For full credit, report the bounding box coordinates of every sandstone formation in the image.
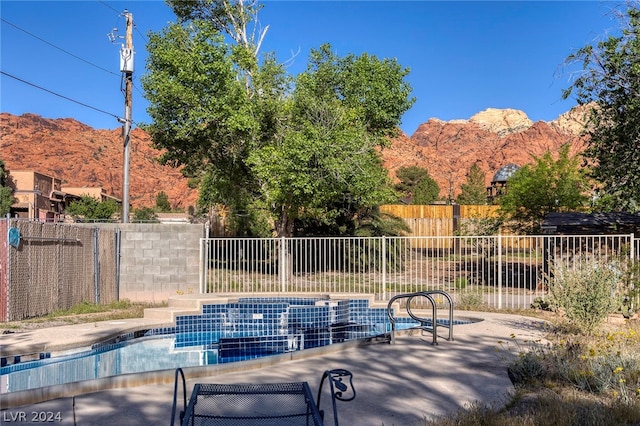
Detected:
[469,108,534,136]
[382,106,589,200]
[0,106,590,208]
[0,113,198,209]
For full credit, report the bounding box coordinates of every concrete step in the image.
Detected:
[166,294,231,309]
[144,294,233,323]
[143,307,202,323]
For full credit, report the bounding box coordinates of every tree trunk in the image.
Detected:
[275,205,294,238]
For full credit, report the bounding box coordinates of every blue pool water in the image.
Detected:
[1,297,473,393]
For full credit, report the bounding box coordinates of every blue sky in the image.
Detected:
[0,1,623,136]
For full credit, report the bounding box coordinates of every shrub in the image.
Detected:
[132,207,159,223]
[508,351,545,387]
[458,289,484,310]
[616,254,639,319]
[530,297,553,311]
[66,195,118,221]
[551,328,640,401]
[455,277,468,290]
[548,260,618,335]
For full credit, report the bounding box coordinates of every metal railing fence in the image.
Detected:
[201,234,638,310]
[0,219,119,321]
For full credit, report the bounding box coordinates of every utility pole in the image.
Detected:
[120,10,134,223]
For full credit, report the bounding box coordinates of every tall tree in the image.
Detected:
[457,163,487,205]
[563,5,640,211]
[395,166,440,205]
[0,158,14,216]
[498,145,590,234]
[143,2,414,236]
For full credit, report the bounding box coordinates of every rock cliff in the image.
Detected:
[0,106,590,207]
[382,106,589,200]
[0,113,198,209]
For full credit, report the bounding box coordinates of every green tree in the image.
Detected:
[0,158,14,216]
[563,5,640,211]
[143,1,414,236]
[155,191,171,212]
[498,145,590,234]
[132,207,159,223]
[395,166,440,204]
[457,163,487,205]
[66,196,118,222]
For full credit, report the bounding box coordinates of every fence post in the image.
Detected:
[93,227,100,304]
[115,228,120,300]
[632,233,638,309]
[199,238,205,294]
[381,236,386,301]
[280,237,287,293]
[1,218,8,322]
[497,234,502,309]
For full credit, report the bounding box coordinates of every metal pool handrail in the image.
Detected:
[386,290,455,345]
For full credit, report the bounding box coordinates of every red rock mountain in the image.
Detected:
[383,106,589,199]
[0,107,589,208]
[0,113,198,209]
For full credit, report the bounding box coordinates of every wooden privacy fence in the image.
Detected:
[379,204,501,249]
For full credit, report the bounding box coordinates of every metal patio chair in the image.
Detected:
[171,368,355,426]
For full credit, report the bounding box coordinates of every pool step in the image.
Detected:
[143,307,199,322]
[143,293,401,323]
[143,295,231,322]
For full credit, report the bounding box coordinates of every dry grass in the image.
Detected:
[425,315,640,426]
[1,300,164,332]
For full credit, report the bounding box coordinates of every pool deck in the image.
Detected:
[0,311,549,426]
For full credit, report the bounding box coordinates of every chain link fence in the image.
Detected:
[0,219,119,321]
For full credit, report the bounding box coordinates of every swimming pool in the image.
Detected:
[1,297,475,393]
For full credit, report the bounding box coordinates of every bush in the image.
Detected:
[530,297,553,311]
[455,277,468,290]
[132,207,159,223]
[616,255,639,319]
[66,195,118,221]
[548,260,618,335]
[458,289,484,310]
[508,351,546,387]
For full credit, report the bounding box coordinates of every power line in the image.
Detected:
[98,0,120,14]
[100,1,149,44]
[1,71,122,122]
[0,18,120,77]
[134,25,148,44]
[2,7,146,128]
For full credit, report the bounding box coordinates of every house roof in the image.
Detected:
[542,212,640,234]
[491,164,520,183]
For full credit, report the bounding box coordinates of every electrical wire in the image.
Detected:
[134,25,149,44]
[1,71,122,122]
[3,5,146,127]
[98,0,120,14]
[0,18,120,77]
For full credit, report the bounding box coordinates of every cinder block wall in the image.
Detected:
[100,223,205,303]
